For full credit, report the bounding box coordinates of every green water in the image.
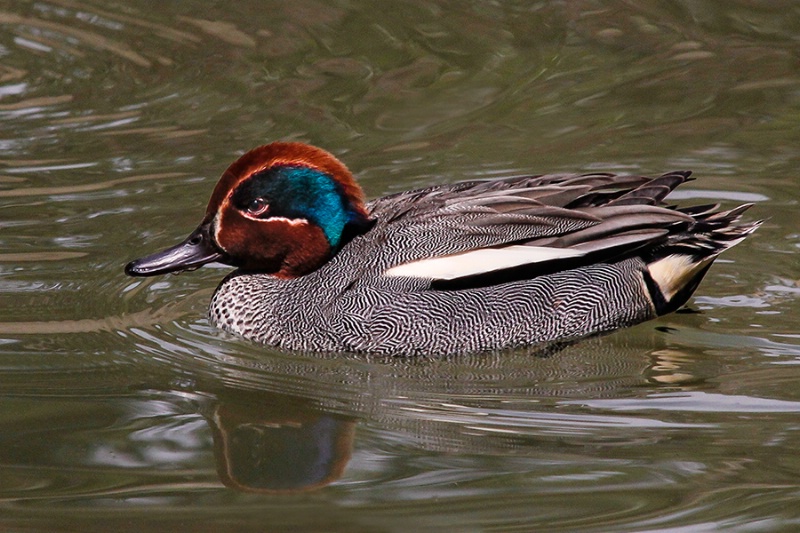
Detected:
[1,1,800,531]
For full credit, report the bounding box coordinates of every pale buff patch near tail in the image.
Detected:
[647,254,714,302]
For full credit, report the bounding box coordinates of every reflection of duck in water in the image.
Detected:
[127,142,758,356]
[206,389,354,493]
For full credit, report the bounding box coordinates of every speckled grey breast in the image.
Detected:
[209,254,656,356]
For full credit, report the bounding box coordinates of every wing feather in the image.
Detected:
[366,170,699,281]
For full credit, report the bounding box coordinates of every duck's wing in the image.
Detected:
[366,171,755,286]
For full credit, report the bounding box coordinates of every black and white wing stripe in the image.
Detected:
[369,171,700,283]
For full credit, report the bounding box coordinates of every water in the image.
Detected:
[1,1,799,531]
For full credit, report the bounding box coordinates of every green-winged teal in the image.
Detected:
[126,142,759,356]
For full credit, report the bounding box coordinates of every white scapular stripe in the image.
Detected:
[384,245,586,280]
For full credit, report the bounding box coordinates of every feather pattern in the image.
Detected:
[206,168,759,355]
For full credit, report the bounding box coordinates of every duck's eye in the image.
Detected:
[245,197,269,216]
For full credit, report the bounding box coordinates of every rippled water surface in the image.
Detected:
[1,1,800,531]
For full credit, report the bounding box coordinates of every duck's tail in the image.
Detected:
[642,203,761,316]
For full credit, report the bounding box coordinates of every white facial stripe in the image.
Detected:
[212,211,222,246]
[256,215,309,226]
[215,209,309,250]
[384,245,586,280]
[236,204,309,225]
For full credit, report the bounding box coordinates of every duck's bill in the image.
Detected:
[125,225,225,277]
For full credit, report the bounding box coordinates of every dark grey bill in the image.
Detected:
[125,224,224,277]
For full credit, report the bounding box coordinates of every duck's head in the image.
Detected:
[125,142,372,278]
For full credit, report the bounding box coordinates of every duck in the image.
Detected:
[125,142,759,356]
